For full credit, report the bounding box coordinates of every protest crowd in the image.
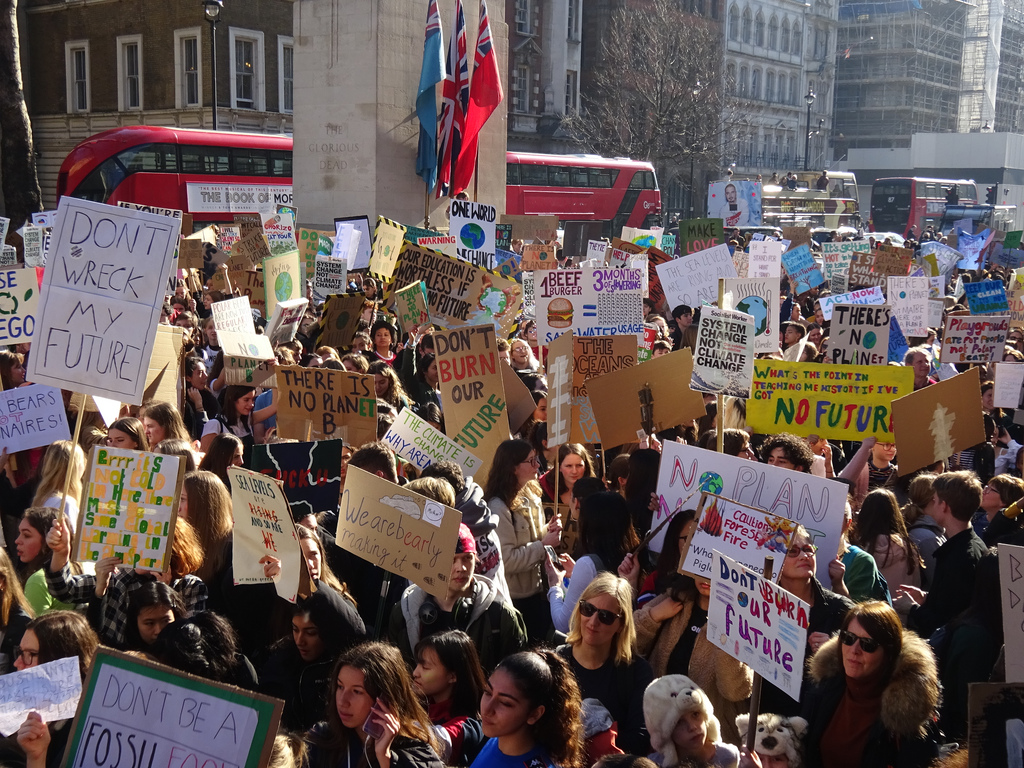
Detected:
[1,198,1022,768]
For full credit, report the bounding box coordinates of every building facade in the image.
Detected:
[504,0,581,152]
[723,0,838,175]
[23,0,294,208]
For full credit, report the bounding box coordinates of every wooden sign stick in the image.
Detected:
[744,555,776,752]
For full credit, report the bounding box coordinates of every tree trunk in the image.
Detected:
[0,0,42,232]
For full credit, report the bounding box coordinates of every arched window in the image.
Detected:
[777,74,786,104]
[728,5,739,40]
[792,23,802,55]
[789,77,797,104]
[754,12,765,46]
[766,70,776,101]
[742,8,752,43]
[726,62,737,94]
[780,19,790,53]
[739,65,749,96]
[768,16,779,49]
[751,68,761,99]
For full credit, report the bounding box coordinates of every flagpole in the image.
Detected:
[472,155,479,202]
[424,185,432,228]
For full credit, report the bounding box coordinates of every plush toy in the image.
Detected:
[735,713,809,768]
[643,675,721,767]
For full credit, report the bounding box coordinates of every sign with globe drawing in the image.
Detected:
[721,277,778,354]
[450,200,497,270]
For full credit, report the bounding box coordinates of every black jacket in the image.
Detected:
[801,632,941,768]
[907,527,987,637]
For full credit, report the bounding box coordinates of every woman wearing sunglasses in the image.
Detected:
[799,601,940,768]
[760,525,854,718]
[555,573,653,759]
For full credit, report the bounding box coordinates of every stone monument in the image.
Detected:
[292,0,508,230]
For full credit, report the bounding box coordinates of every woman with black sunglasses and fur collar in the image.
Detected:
[555,572,654,761]
[798,600,941,768]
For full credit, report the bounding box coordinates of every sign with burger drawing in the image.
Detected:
[536,268,645,345]
[450,200,497,270]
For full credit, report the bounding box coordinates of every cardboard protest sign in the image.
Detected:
[298,227,334,280]
[781,226,812,250]
[312,255,349,303]
[748,360,913,441]
[652,441,846,580]
[586,349,706,448]
[620,226,662,249]
[369,216,408,280]
[265,297,308,347]
[535,267,645,345]
[994,363,1024,409]
[873,246,913,278]
[586,240,609,263]
[499,213,559,243]
[691,307,755,398]
[638,324,658,363]
[967,682,1024,766]
[237,268,265,316]
[964,280,1010,315]
[0,383,71,453]
[263,212,298,255]
[559,333,639,444]
[657,244,737,308]
[679,218,724,255]
[22,225,43,266]
[920,241,963,276]
[451,201,497,269]
[521,243,557,270]
[317,292,366,350]
[0,657,81,736]
[892,368,985,475]
[679,491,797,579]
[382,407,483,479]
[177,238,205,270]
[227,227,273,272]
[277,365,377,445]
[848,251,887,290]
[335,215,372,270]
[546,332,572,445]
[494,248,521,281]
[251,439,344,521]
[63,647,281,768]
[1009,270,1024,330]
[940,314,1010,363]
[721,277,778,354]
[499,361,537,434]
[746,239,782,279]
[886,275,931,338]
[338,466,461,600]
[998,544,1024,683]
[818,286,885,321]
[393,281,430,334]
[391,244,522,339]
[645,246,674,312]
[781,244,826,295]
[495,223,513,250]
[74,447,185,571]
[212,296,256,334]
[229,466,303,602]
[434,324,509,479]
[143,324,184,406]
[263,250,302,318]
[708,550,809,700]
[0,266,39,345]
[829,304,891,366]
[608,238,644,268]
[821,240,866,291]
[29,198,181,403]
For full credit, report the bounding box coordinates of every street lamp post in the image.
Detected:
[803,87,815,171]
[203,0,223,130]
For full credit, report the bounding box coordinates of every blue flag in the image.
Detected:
[416,0,445,192]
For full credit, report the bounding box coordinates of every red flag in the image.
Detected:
[436,0,469,199]
[451,0,504,195]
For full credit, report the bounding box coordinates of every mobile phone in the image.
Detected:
[544,545,560,571]
[362,702,385,739]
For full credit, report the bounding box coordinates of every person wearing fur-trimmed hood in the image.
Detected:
[798,601,941,768]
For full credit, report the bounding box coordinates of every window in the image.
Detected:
[728,5,739,40]
[565,70,578,113]
[778,74,786,103]
[117,35,142,110]
[742,8,752,43]
[567,0,579,39]
[513,64,529,112]
[781,20,790,53]
[766,71,775,101]
[789,77,797,104]
[754,13,765,46]
[229,28,265,111]
[768,16,779,49]
[65,40,90,113]
[739,66,749,96]
[726,62,737,93]
[174,29,202,108]
[792,24,802,55]
[751,68,761,99]
[181,145,230,173]
[515,0,530,34]
[278,36,294,113]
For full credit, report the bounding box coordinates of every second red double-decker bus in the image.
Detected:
[870,177,979,237]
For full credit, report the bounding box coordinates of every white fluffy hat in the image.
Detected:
[643,675,720,765]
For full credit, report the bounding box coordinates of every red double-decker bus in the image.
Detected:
[57,126,293,225]
[870,177,979,238]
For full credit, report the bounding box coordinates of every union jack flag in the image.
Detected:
[436,0,469,199]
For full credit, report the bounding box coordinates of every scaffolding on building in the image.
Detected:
[834,0,971,149]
